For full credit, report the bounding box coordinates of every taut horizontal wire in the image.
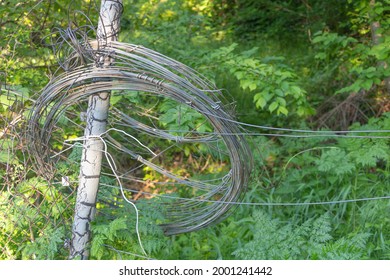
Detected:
[197,109,390,137]
[50,180,389,207]
[101,183,390,206]
[6,78,388,140]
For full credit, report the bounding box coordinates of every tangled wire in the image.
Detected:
[27,37,253,235]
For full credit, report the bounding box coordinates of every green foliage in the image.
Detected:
[91,217,128,259]
[0,176,75,260]
[21,227,66,260]
[202,43,314,117]
[316,149,356,176]
[313,31,389,95]
[215,0,351,41]
[311,0,390,99]
[159,100,212,133]
[90,199,167,260]
[232,211,371,260]
[0,0,99,90]
[339,114,390,168]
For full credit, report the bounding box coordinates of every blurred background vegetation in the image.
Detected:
[1,0,389,260]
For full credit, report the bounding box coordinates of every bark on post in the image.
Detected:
[70,0,123,260]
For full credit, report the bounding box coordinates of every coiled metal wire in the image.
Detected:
[27,40,252,235]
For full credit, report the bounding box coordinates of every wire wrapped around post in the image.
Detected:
[27,38,253,237]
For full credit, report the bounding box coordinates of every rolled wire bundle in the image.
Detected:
[27,40,252,235]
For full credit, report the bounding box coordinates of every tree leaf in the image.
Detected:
[248,81,257,91]
[361,79,373,90]
[268,101,278,113]
[254,95,267,109]
[277,106,288,116]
